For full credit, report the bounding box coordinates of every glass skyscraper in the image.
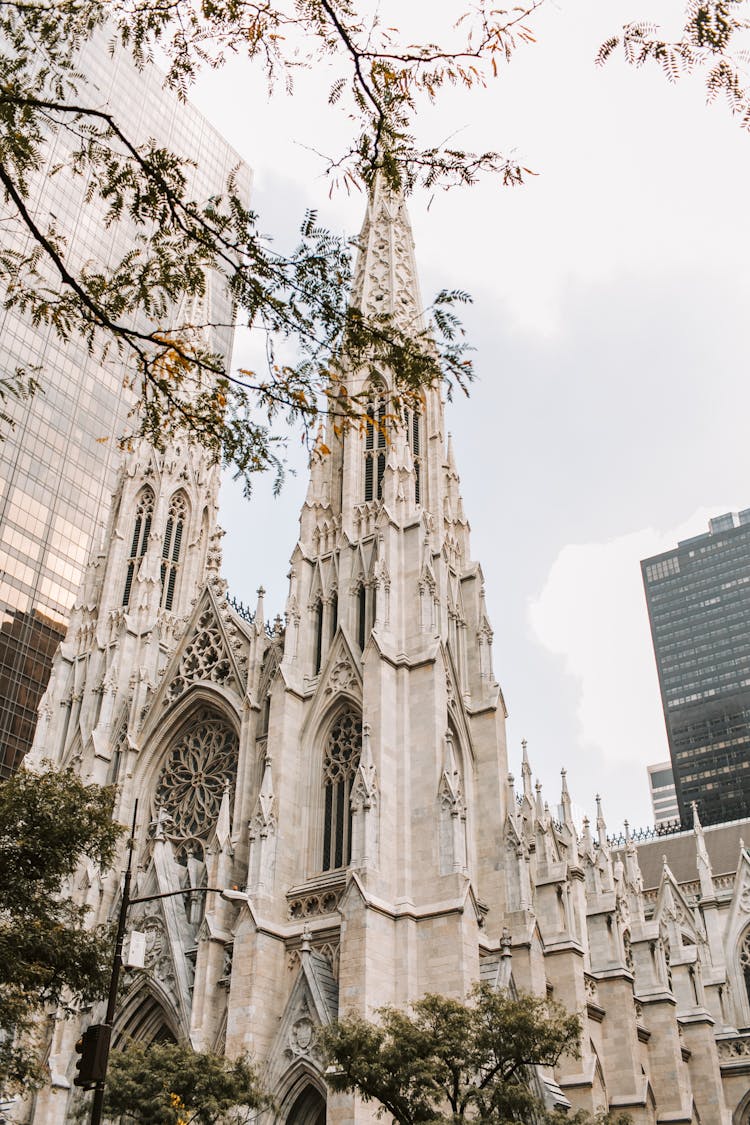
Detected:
[0,32,251,775]
[642,511,750,826]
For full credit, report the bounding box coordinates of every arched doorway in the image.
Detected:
[286,1084,326,1125]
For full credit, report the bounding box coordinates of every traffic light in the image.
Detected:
[73,1024,111,1089]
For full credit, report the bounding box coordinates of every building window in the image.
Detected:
[122,489,154,606]
[358,585,367,651]
[404,402,422,505]
[364,390,387,502]
[153,709,238,863]
[160,492,187,611]
[330,591,338,639]
[322,706,362,871]
[314,599,324,675]
[356,583,376,652]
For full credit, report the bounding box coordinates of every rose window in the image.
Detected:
[154,711,238,862]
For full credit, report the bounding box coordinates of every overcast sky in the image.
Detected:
[188,0,750,834]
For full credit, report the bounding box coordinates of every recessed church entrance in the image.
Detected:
[286,1084,326,1125]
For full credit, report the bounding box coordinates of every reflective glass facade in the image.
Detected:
[642,512,750,826]
[0,33,251,776]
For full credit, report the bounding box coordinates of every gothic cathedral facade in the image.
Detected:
[22,184,750,1125]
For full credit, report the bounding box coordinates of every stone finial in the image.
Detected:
[521,739,533,802]
[595,793,607,848]
[535,779,545,820]
[255,586,266,618]
[559,767,575,832]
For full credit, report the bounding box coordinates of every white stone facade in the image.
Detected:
[19,183,750,1125]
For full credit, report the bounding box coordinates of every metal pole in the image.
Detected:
[89,800,138,1125]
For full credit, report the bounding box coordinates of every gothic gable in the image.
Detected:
[653,862,702,942]
[143,588,248,734]
[117,839,197,1039]
[266,947,339,1092]
[303,629,363,740]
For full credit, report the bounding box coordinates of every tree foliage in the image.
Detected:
[0,1,541,491]
[0,767,121,1096]
[101,1040,268,1125]
[598,0,750,128]
[320,983,582,1125]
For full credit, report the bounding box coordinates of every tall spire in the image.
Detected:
[349,174,425,329]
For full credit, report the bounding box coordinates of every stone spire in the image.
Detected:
[692,801,715,901]
[595,793,607,848]
[349,174,425,329]
[559,768,575,833]
[521,738,533,803]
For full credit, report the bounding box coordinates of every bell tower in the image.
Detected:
[220,181,512,1104]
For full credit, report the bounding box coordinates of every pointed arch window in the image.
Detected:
[153,708,238,864]
[160,492,188,611]
[122,488,154,606]
[404,401,423,505]
[313,599,324,675]
[357,585,367,651]
[330,590,338,639]
[364,389,387,502]
[322,706,362,871]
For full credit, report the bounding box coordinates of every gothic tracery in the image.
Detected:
[153,711,238,861]
[321,706,361,871]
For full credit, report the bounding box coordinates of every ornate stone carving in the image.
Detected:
[623,931,634,973]
[289,1015,315,1056]
[739,928,750,981]
[283,997,323,1065]
[166,610,238,703]
[324,659,358,696]
[287,940,340,978]
[739,882,750,913]
[128,913,178,996]
[289,888,342,920]
[323,709,361,786]
[350,184,420,329]
[718,1034,750,1059]
[154,712,238,862]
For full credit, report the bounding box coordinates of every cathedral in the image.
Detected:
[20,182,750,1124]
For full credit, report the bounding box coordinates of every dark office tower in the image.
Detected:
[0,33,251,776]
[642,511,750,827]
